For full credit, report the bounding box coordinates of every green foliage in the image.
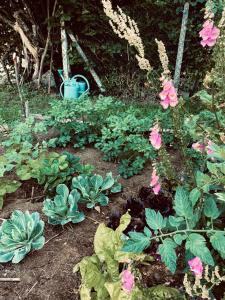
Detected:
[48,96,173,178]
[72,172,122,208]
[0,210,45,263]
[143,285,186,299]
[0,179,21,209]
[0,139,93,208]
[48,96,125,148]
[74,213,153,300]
[122,184,225,273]
[75,213,184,299]
[43,184,85,225]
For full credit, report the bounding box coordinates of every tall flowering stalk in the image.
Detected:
[102,0,152,72]
[199,0,220,47]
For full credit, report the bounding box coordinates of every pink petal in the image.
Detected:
[188,257,203,276]
[192,142,205,153]
[160,98,170,109]
[153,183,161,195]
[121,270,135,293]
[149,125,162,150]
[150,169,159,187]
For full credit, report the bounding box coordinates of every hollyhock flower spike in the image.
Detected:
[149,124,162,150]
[188,257,203,277]
[192,142,205,153]
[121,269,135,293]
[199,20,220,47]
[150,168,161,195]
[159,80,178,109]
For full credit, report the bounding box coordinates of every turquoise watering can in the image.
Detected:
[58,69,90,99]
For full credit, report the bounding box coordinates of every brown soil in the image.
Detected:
[0,147,154,300]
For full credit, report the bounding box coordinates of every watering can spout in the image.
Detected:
[58,69,64,81]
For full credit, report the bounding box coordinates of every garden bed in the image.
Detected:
[0,147,156,300]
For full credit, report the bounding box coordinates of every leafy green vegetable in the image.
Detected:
[72,172,122,208]
[0,210,45,263]
[0,179,21,209]
[74,213,154,300]
[43,184,85,225]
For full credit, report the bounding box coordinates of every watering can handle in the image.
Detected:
[60,81,64,98]
[71,74,90,95]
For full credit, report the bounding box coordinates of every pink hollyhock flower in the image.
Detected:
[150,169,159,187]
[159,80,178,109]
[192,142,205,153]
[121,269,135,293]
[199,20,220,47]
[188,257,203,277]
[150,168,161,195]
[206,140,214,155]
[153,183,161,195]
[149,124,162,150]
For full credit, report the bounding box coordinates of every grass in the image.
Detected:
[0,84,59,124]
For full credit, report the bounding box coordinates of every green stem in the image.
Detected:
[149,229,223,242]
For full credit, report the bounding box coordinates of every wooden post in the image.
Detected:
[68,32,105,93]
[174,2,189,90]
[60,11,69,80]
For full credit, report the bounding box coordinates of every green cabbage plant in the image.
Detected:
[0,210,45,263]
[43,184,85,225]
[72,172,122,208]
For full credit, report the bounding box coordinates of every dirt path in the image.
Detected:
[0,147,151,300]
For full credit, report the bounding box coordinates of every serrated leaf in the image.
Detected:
[186,233,214,266]
[189,188,201,207]
[207,161,219,176]
[158,238,177,273]
[210,232,225,254]
[204,196,220,219]
[145,208,167,230]
[174,187,193,219]
[173,234,186,246]
[195,171,211,192]
[168,216,184,228]
[122,231,151,253]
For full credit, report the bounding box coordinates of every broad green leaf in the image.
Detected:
[91,174,104,191]
[168,216,184,228]
[105,281,143,300]
[116,213,131,235]
[174,187,193,219]
[189,188,201,207]
[173,234,186,246]
[207,161,219,176]
[94,224,120,280]
[216,193,225,202]
[158,238,177,273]
[186,233,214,266]
[204,196,220,219]
[145,208,167,230]
[74,256,108,298]
[210,232,225,254]
[195,171,211,192]
[122,231,151,253]
[101,172,114,191]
